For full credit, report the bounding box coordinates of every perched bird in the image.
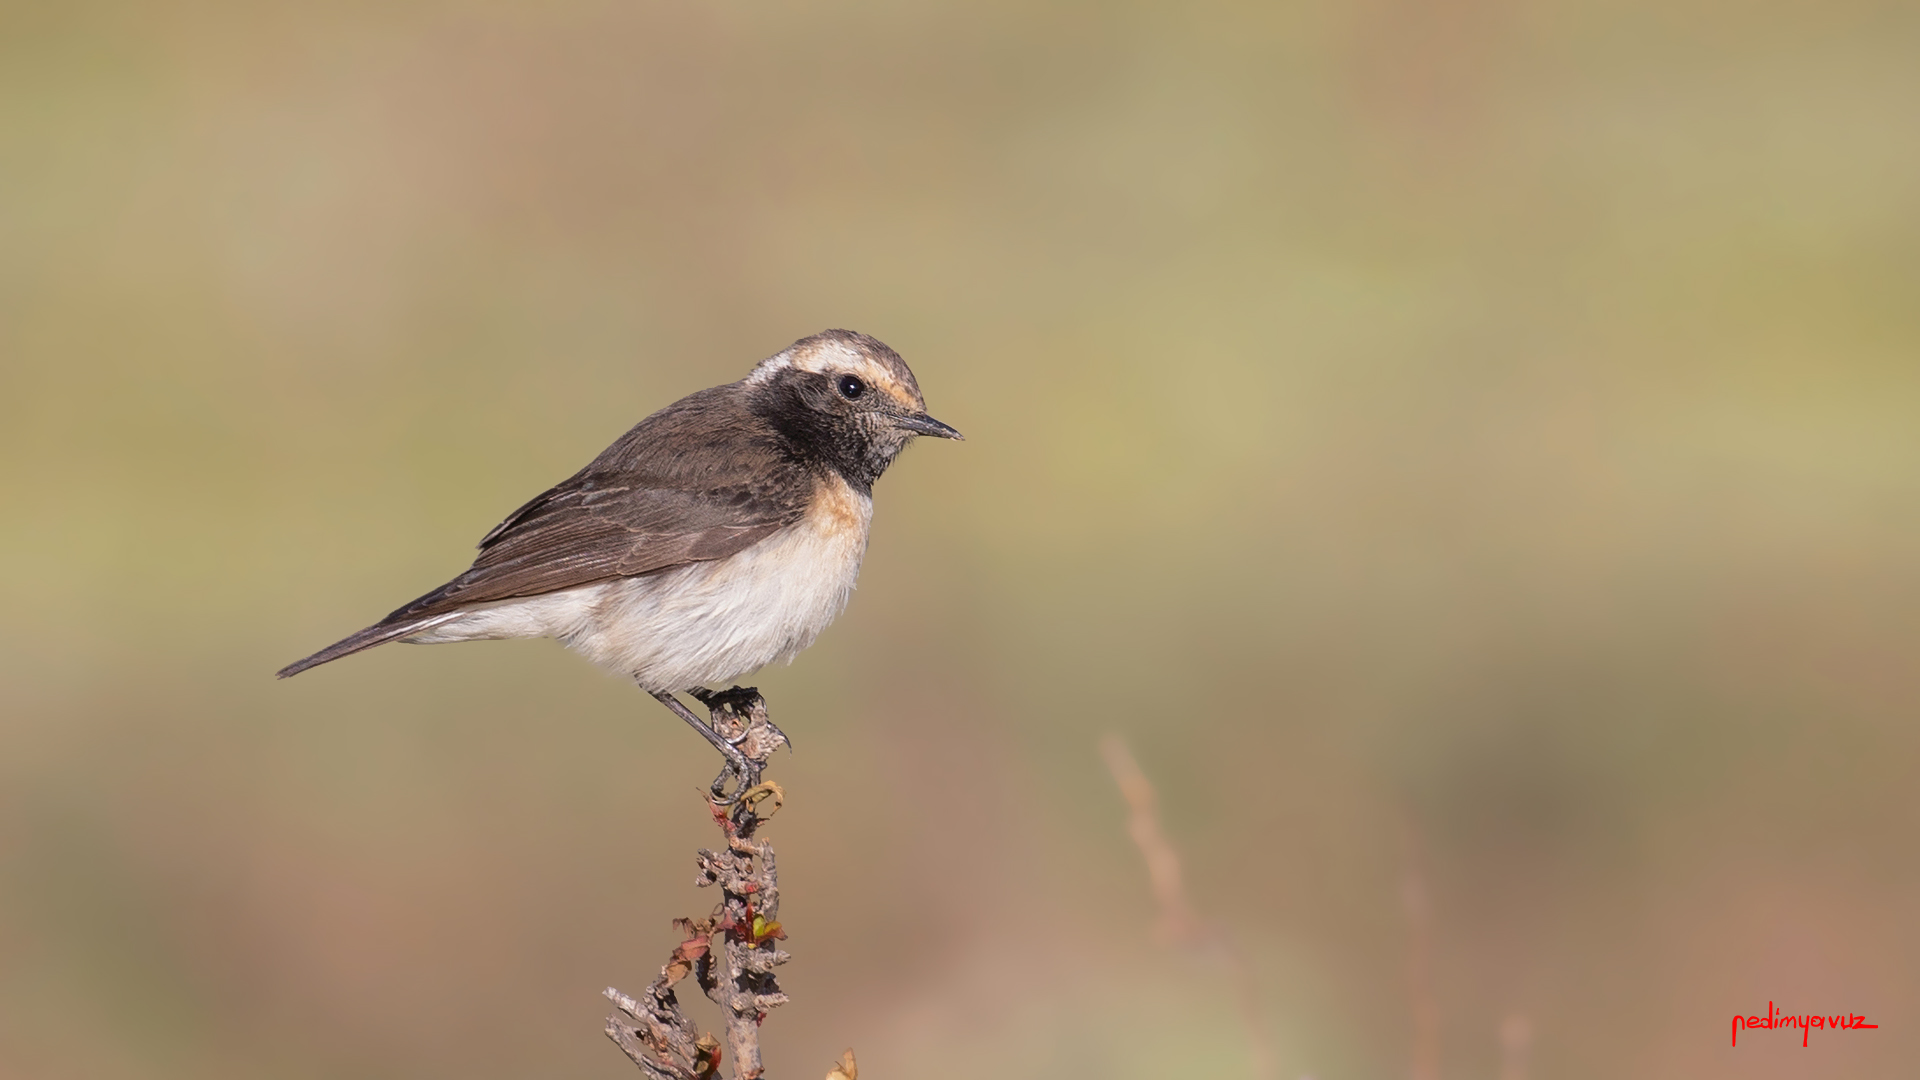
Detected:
[278,330,960,768]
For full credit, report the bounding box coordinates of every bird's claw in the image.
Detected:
[668,685,781,803]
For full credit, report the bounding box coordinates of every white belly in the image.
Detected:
[406,481,873,691]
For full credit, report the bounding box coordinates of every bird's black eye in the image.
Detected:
[837,374,866,400]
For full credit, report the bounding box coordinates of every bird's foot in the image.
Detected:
[689,684,761,715]
[651,689,755,794]
[689,686,788,752]
[680,686,785,803]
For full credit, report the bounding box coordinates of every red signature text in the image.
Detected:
[1732,1001,1878,1047]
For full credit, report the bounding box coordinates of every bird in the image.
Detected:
[277,329,961,773]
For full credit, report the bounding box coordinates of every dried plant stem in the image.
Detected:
[1100,733,1277,1080]
[1498,1013,1530,1080]
[608,688,792,1080]
[1401,820,1440,1080]
[1099,734,1199,943]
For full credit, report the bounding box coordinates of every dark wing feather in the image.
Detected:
[403,384,810,617]
[276,384,809,678]
[390,480,802,619]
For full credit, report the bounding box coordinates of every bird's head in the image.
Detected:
[746,330,962,490]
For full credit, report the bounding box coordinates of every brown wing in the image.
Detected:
[276,385,808,678]
[394,385,810,619]
[388,481,800,617]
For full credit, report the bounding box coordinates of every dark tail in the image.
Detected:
[276,616,445,679]
[278,574,477,679]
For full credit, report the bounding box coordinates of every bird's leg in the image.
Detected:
[650,690,752,797]
[684,686,753,796]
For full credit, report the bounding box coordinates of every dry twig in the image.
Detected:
[1400,820,1439,1080]
[607,688,793,1080]
[1100,733,1277,1080]
[1498,1013,1530,1080]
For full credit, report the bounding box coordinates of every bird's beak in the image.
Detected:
[894,412,964,440]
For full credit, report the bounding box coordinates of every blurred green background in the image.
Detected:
[3,2,1917,1078]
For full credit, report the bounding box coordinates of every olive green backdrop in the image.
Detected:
[3,2,1916,1078]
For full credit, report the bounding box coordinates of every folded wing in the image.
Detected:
[277,387,811,678]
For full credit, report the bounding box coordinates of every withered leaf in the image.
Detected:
[661,920,714,987]
[692,1033,722,1079]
